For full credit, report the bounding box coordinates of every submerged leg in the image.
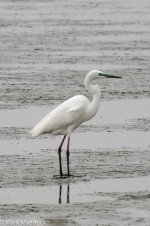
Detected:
[67,184,70,203]
[58,135,66,177]
[58,185,62,204]
[66,136,70,176]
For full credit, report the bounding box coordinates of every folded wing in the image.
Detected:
[29,95,89,137]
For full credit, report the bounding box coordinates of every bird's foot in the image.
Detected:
[62,173,75,178]
[53,174,69,179]
[53,174,79,179]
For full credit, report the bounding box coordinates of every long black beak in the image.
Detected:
[104,74,122,78]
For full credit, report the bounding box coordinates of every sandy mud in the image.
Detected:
[0,0,150,225]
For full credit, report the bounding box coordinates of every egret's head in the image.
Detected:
[84,70,121,93]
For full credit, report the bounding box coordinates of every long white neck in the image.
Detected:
[84,73,101,120]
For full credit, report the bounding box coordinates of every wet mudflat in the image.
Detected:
[0,99,150,226]
[0,0,150,225]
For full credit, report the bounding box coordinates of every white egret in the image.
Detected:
[29,70,121,177]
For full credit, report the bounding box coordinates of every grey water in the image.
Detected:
[0,0,150,225]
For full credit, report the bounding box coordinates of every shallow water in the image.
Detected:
[0,99,150,226]
[0,0,150,225]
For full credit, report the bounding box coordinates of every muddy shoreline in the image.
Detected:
[0,0,150,225]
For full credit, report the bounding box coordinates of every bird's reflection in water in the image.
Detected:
[58,185,70,204]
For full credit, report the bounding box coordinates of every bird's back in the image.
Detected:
[29,95,89,137]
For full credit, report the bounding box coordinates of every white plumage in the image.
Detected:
[29,95,89,137]
[29,70,121,177]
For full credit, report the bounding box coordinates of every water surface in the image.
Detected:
[0,0,150,225]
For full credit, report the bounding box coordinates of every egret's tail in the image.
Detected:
[28,128,39,138]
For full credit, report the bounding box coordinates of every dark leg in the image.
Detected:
[58,135,66,177]
[66,136,70,176]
